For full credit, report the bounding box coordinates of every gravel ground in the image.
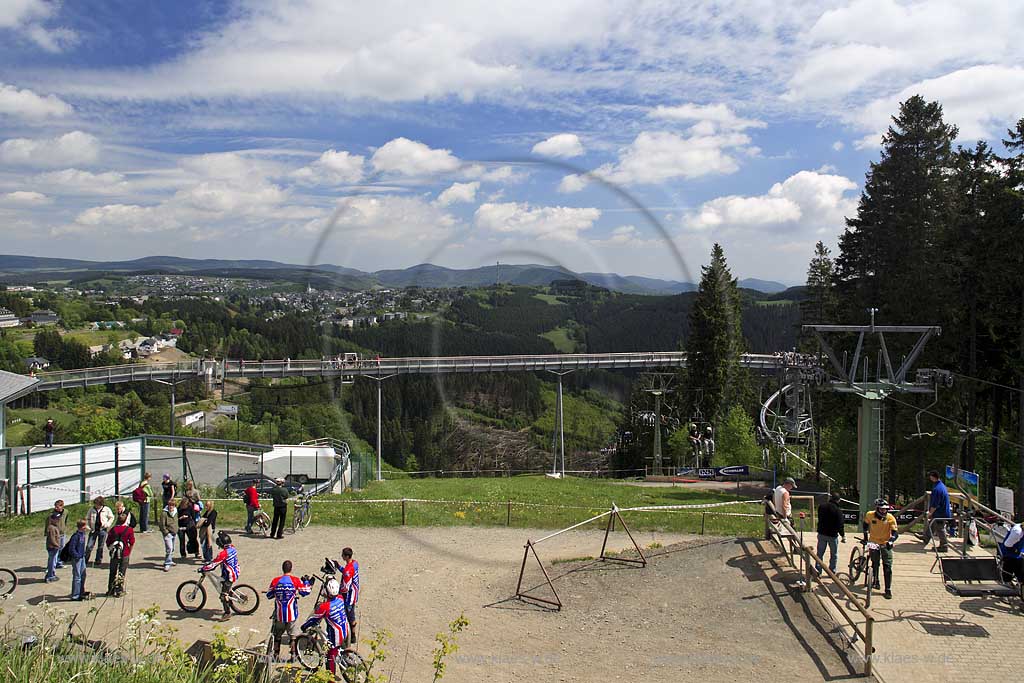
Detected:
[1,524,856,682]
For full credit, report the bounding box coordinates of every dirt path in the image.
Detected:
[1,525,856,681]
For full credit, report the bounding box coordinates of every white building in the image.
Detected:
[0,308,19,328]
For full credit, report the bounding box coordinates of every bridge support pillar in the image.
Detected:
[857,392,884,519]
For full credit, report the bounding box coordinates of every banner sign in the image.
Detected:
[676,465,749,479]
[182,411,204,426]
[995,486,1014,517]
[945,465,980,499]
[841,507,919,525]
[214,404,239,416]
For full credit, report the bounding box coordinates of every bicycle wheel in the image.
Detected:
[303,504,312,528]
[338,649,367,683]
[257,515,270,537]
[0,568,18,597]
[176,580,207,612]
[847,547,864,584]
[229,583,260,615]
[293,634,323,670]
[291,510,301,533]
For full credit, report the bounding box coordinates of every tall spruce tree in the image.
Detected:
[801,241,838,351]
[686,243,743,427]
[836,95,958,324]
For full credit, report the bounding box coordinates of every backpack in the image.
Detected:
[132,486,146,503]
[109,527,128,560]
[58,539,73,563]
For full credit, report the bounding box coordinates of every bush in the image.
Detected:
[715,405,762,468]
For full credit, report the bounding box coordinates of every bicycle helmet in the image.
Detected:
[216,530,232,548]
[325,578,341,598]
[873,498,890,512]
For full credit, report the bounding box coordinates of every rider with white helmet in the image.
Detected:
[301,575,350,675]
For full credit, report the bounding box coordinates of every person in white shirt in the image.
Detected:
[772,477,796,521]
[85,496,115,567]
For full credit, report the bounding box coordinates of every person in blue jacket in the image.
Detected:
[924,470,951,552]
[69,519,88,600]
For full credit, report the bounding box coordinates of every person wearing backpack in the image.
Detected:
[134,473,154,533]
[105,512,135,597]
[68,520,88,600]
[114,499,138,530]
[177,497,198,560]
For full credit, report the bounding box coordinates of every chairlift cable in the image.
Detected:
[883,393,1024,451]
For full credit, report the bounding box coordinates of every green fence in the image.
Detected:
[349,451,377,490]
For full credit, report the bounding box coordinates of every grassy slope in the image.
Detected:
[539,326,575,353]
[0,476,776,540]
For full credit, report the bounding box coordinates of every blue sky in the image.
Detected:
[1,1,1022,285]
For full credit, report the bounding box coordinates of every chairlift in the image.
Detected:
[905,384,939,440]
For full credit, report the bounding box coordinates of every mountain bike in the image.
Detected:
[293,624,365,682]
[847,537,880,607]
[176,569,260,615]
[253,509,271,536]
[0,567,17,597]
[291,494,312,533]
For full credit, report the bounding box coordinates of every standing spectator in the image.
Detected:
[182,480,198,504]
[864,498,899,599]
[177,497,198,559]
[772,478,796,521]
[113,499,138,530]
[44,513,61,582]
[44,418,56,448]
[270,478,290,539]
[85,496,114,567]
[340,547,360,642]
[69,520,88,600]
[266,560,311,661]
[243,480,260,534]
[161,474,176,508]
[158,498,178,571]
[815,492,846,574]
[105,512,135,597]
[923,470,951,552]
[199,501,218,562]
[47,500,68,569]
[133,473,154,533]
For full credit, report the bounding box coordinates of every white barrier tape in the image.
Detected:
[621,499,761,512]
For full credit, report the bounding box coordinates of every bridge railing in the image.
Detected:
[34,360,204,388]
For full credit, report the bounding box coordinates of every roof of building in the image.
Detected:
[0,370,38,404]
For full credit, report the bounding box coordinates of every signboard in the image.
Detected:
[214,404,239,416]
[945,465,980,499]
[995,486,1014,517]
[676,465,749,479]
[182,411,204,427]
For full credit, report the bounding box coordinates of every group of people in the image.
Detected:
[242,477,294,539]
[771,470,1024,600]
[687,423,715,466]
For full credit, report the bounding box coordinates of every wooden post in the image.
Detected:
[864,615,874,677]
[506,500,511,527]
[401,498,406,526]
[700,511,706,535]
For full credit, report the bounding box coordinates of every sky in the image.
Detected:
[0,1,1022,285]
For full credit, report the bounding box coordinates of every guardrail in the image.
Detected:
[764,500,875,677]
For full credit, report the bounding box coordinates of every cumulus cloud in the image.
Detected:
[596,130,753,186]
[302,194,457,242]
[370,138,460,176]
[34,168,130,194]
[0,190,49,205]
[557,173,588,194]
[686,170,857,233]
[0,0,78,52]
[0,82,72,120]
[851,65,1024,147]
[832,141,844,152]
[474,201,600,241]
[649,103,764,133]
[292,149,365,185]
[0,131,100,168]
[588,225,653,248]
[532,133,585,158]
[435,181,479,207]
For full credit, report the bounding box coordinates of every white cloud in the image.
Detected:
[557,173,588,194]
[0,0,78,52]
[589,225,653,247]
[292,149,365,185]
[435,181,479,207]
[461,164,526,183]
[686,170,857,233]
[0,131,100,168]
[597,130,753,185]
[474,201,600,242]
[649,103,764,132]
[303,194,457,242]
[0,190,49,205]
[370,137,460,176]
[0,82,72,120]
[832,141,844,152]
[851,65,1024,147]
[69,203,181,234]
[34,168,130,194]
[532,133,584,158]
[784,44,902,102]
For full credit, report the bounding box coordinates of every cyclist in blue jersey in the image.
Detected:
[201,531,240,621]
[301,578,349,675]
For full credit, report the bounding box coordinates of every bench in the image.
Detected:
[939,556,1021,600]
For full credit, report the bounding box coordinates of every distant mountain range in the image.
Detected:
[0,254,791,295]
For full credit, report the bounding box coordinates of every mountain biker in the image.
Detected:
[340,547,360,642]
[266,559,312,661]
[301,578,349,676]
[997,522,1024,584]
[863,498,898,600]
[201,531,240,621]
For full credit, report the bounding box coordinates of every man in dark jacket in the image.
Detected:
[270,478,290,539]
[69,520,88,600]
[815,492,846,574]
[105,513,135,597]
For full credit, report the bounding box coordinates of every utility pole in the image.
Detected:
[547,370,574,477]
[642,373,674,477]
[154,377,194,437]
[367,374,396,482]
